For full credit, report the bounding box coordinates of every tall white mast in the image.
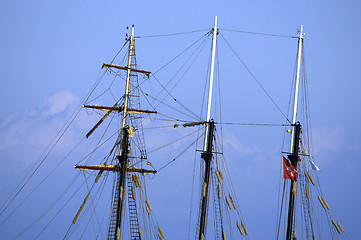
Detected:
[286,25,304,240]
[205,16,218,123]
[198,16,218,240]
[122,25,135,130]
[290,25,304,154]
[203,16,218,151]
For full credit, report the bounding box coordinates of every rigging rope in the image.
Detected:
[145,91,200,120]
[63,173,110,239]
[219,33,292,124]
[147,128,201,154]
[37,174,103,240]
[0,68,106,220]
[145,32,211,121]
[134,31,212,124]
[35,178,89,239]
[82,172,104,239]
[187,120,204,240]
[75,129,120,166]
[13,172,83,239]
[220,28,297,39]
[109,39,129,64]
[0,136,87,227]
[152,31,211,75]
[157,132,204,172]
[151,74,202,120]
[135,29,209,39]
[219,122,291,127]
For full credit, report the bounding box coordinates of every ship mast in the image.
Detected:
[198,16,217,240]
[73,25,156,239]
[115,25,135,240]
[285,25,304,240]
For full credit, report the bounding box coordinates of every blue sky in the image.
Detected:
[0,0,360,239]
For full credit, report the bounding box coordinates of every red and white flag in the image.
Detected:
[282,156,298,181]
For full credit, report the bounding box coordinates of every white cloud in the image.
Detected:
[43,90,78,116]
[0,91,81,170]
[0,112,18,128]
[313,125,345,152]
[223,130,258,154]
